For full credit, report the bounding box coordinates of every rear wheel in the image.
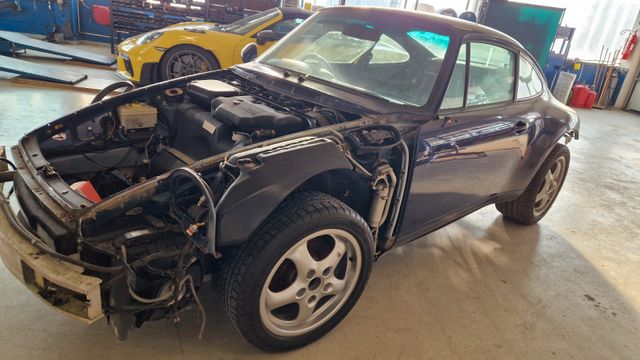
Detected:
[496,143,570,224]
[222,192,374,350]
[159,45,219,80]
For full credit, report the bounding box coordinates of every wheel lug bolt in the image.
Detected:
[306,270,316,279]
[322,267,333,277]
[296,288,306,298]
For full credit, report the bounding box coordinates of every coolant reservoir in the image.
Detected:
[117,103,158,131]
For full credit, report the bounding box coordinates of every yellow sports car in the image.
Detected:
[116,7,312,84]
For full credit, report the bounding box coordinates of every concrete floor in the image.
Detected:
[1,51,640,359]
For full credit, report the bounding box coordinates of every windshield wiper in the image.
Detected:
[264,63,407,105]
[282,68,307,82]
[235,64,387,114]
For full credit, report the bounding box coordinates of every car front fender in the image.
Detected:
[215,137,352,246]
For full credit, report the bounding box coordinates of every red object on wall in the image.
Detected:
[583,90,597,109]
[92,5,111,26]
[570,84,589,108]
[70,181,102,203]
[622,32,638,60]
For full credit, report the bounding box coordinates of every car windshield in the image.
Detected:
[259,10,451,106]
[214,8,280,35]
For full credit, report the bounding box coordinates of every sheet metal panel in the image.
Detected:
[0,30,116,65]
[0,55,87,84]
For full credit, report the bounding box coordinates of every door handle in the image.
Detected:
[514,121,529,135]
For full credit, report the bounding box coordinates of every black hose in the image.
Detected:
[0,157,17,170]
[91,81,135,104]
[1,158,17,199]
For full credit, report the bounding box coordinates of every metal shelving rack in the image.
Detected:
[109,0,278,54]
[109,0,225,54]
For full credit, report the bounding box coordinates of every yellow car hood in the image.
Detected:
[119,22,227,51]
[165,21,218,30]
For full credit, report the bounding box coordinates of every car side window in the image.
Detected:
[517,55,544,99]
[441,44,467,109]
[468,43,515,106]
[266,18,306,39]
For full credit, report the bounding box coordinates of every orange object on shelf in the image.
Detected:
[70,181,102,203]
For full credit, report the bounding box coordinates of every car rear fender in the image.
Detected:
[215,136,352,246]
[506,96,580,197]
[540,98,580,165]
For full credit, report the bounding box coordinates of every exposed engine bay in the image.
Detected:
[14,71,408,339]
[39,77,354,200]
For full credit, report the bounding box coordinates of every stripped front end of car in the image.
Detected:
[0,144,104,323]
[0,67,411,338]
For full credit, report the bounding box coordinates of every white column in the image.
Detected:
[614,9,640,109]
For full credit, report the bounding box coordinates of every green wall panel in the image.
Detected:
[483,1,564,67]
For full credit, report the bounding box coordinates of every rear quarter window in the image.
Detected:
[468,43,515,106]
[517,55,544,99]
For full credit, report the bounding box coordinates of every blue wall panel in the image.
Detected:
[0,0,110,42]
[0,0,74,36]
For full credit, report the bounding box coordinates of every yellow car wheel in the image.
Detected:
[159,45,220,80]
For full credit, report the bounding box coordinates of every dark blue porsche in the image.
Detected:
[0,6,579,350]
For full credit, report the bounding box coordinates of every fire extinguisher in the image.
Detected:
[622,31,638,60]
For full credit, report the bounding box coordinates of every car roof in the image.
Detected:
[281,7,314,19]
[318,6,523,50]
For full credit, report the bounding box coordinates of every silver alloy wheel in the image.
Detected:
[533,156,566,217]
[165,50,211,79]
[259,229,362,337]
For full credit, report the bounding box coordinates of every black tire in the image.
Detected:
[222,191,374,351]
[159,45,219,81]
[496,143,570,224]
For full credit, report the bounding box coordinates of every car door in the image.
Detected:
[398,41,530,242]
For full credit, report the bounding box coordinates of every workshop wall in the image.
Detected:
[0,0,76,37]
[0,0,111,41]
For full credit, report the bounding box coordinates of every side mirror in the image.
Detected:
[256,30,278,45]
[241,43,258,63]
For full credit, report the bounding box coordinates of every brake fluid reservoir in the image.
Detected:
[117,102,158,131]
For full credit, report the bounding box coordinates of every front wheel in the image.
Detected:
[222,192,374,350]
[496,143,570,224]
[159,45,219,80]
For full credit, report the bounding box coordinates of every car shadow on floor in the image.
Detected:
[1,209,638,359]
